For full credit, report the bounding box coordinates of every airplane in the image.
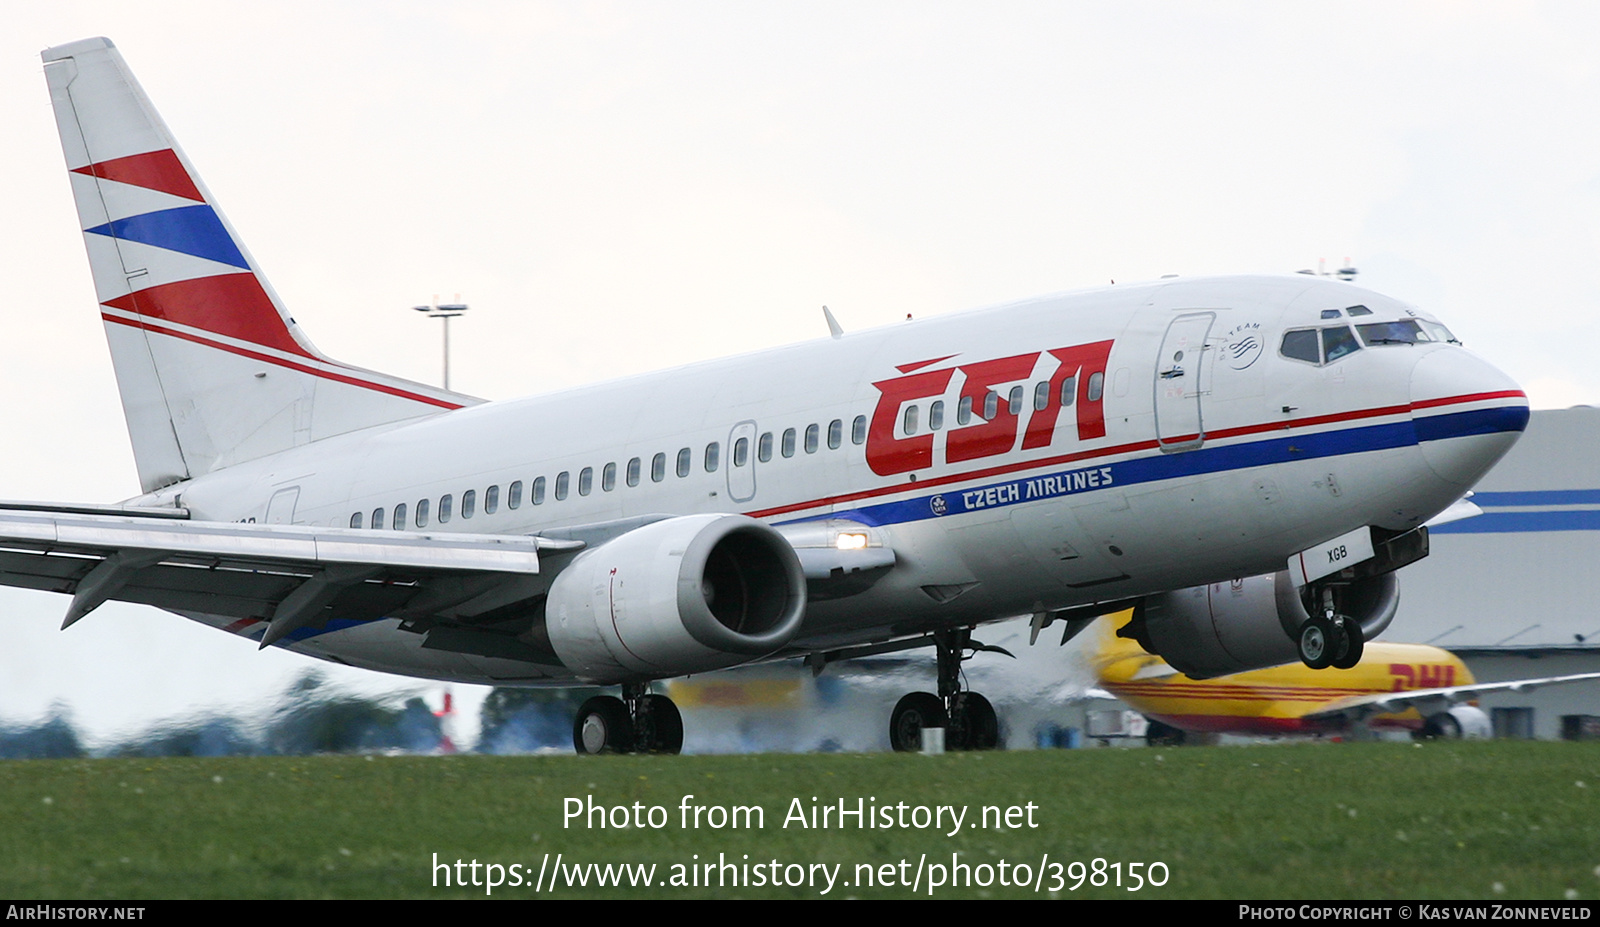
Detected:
[1087,608,1600,743]
[16,36,1529,756]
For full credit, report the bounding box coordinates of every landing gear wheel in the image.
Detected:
[1298,615,1336,670]
[640,694,684,755]
[890,692,947,752]
[573,696,634,755]
[951,692,999,751]
[1330,615,1364,670]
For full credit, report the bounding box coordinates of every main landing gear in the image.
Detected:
[573,683,684,755]
[889,628,1004,752]
[1295,584,1364,671]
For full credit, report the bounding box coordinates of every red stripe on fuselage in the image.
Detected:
[747,391,1525,519]
[72,149,204,202]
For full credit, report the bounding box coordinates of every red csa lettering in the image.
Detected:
[865,340,1114,476]
[1021,341,1114,448]
[865,367,956,476]
[946,353,1037,464]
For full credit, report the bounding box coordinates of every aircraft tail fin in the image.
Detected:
[42,37,477,493]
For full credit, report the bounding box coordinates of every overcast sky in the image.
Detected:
[1,2,1596,744]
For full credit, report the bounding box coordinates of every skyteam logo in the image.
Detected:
[1221,322,1264,370]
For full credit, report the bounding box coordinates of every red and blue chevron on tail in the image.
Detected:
[43,38,475,494]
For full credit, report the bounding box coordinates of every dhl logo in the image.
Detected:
[1389,663,1457,691]
[866,340,1114,476]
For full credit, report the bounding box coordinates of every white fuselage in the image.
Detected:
[149,274,1525,685]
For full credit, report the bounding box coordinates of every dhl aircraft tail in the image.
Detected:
[42,38,476,494]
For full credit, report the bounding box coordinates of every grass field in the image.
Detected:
[1,741,1597,899]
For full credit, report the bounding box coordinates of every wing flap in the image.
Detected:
[0,508,566,637]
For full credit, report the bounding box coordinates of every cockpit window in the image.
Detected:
[1357,319,1430,346]
[1345,304,1373,316]
[1280,329,1320,363]
[1280,326,1364,365]
[1322,326,1361,363]
[1319,308,1343,319]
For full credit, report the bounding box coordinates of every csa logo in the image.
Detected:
[1221,322,1264,370]
[930,495,948,516]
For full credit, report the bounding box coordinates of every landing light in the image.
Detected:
[835,532,868,551]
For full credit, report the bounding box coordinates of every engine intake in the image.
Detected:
[546,514,806,683]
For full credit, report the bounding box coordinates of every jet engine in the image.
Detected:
[1136,570,1400,679]
[545,514,807,684]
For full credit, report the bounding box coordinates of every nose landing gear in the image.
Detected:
[1296,586,1365,671]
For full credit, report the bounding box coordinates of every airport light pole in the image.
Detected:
[413,298,468,390]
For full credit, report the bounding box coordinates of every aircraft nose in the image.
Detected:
[1409,347,1529,488]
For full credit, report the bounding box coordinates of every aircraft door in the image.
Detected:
[727,420,757,503]
[265,486,300,524]
[1154,312,1215,452]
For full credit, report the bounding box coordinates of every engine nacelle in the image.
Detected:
[1420,706,1492,739]
[546,514,806,684]
[1141,570,1400,679]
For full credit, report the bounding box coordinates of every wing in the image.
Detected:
[0,502,581,653]
[1306,672,1600,722]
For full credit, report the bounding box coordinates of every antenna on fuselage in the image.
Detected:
[822,305,843,340]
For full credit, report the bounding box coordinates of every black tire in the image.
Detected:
[641,694,684,755]
[1420,711,1463,740]
[1330,615,1364,670]
[573,696,634,755]
[1299,616,1336,670]
[952,692,1000,751]
[889,692,947,752]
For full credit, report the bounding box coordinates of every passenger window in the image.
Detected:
[927,403,943,431]
[602,462,616,492]
[734,437,750,466]
[704,443,720,472]
[805,423,820,451]
[827,419,842,449]
[676,447,691,477]
[1059,376,1077,406]
[416,497,430,527]
[957,395,973,425]
[578,468,593,496]
[651,453,666,482]
[1280,329,1320,364]
[555,472,569,500]
[852,415,867,445]
[508,481,522,509]
[485,485,499,514]
[1322,326,1361,363]
[627,457,641,487]
[982,392,998,421]
[532,478,546,505]
[781,428,796,458]
[463,489,477,517]
[349,512,363,529]
[902,404,919,436]
[439,494,453,522]
[759,432,774,462]
[371,507,385,530]
[393,502,407,530]
[1008,386,1024,415]
[1033,381,1050,412]
[1087,372,1104,403]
